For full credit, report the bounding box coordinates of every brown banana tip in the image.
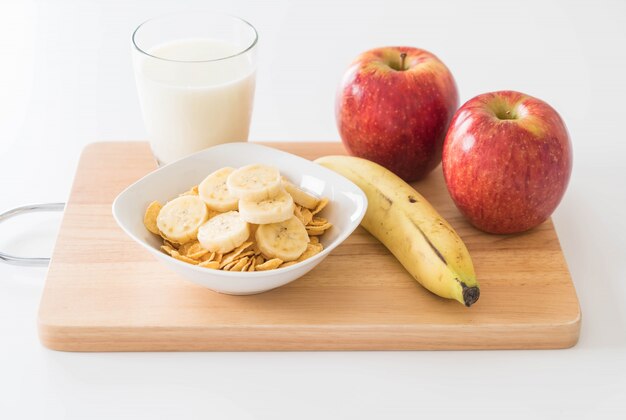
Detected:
[462,285,480,307]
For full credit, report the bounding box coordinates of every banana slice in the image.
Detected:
[282,178,320,210]
[156,195,209,244]
[239,189,295,224]
[197,211,250,254]
[198,167,239,212]
[255,216,309,262]
[227,164,282,202]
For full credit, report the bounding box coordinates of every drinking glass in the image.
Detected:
[132,12,258,165]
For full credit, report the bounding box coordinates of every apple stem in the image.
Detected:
[400,52,407,71]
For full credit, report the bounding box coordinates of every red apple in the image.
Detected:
[336,47,458,181]
[442,91,572,234]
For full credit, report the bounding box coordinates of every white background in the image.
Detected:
[1,0,625,418]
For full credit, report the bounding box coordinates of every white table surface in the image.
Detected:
[1,0,625,418]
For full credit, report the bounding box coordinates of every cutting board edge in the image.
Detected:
[38,313,581,352]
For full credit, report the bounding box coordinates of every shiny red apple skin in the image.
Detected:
[442,91,572,234]
[336,47,458,182]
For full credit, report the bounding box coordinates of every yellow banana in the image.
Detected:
[316,155,479,307]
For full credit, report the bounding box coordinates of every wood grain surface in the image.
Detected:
[38,142,581,351]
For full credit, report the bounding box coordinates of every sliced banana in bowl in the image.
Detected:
[282,178,320,210]
[226,164,282,202]
[153,167,329,271]
[239,189,295,225]
[156,195,209,244]
[255,216,310,262]
[197,211,250,254]
[198,167,239,212]
[151,164,333,271]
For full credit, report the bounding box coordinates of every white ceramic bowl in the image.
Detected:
[112,143,367,295]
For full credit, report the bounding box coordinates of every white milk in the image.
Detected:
[134,38,256,164]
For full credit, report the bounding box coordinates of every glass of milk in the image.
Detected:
[132,12,258,165]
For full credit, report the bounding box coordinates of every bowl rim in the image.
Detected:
[111,142,368,278]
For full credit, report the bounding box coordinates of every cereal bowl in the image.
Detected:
[112,143,367,295]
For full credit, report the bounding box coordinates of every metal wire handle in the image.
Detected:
[0,203,65,267]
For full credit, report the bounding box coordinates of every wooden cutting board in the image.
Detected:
[38,142,581,351]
